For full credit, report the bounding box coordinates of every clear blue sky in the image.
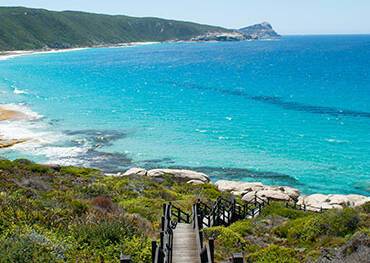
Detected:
[1,0,369,35]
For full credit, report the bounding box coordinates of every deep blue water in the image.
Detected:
[1,35,370,195]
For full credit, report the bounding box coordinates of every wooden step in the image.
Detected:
[172,223,201,263]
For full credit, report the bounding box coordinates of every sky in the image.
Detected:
[0,0,369,35]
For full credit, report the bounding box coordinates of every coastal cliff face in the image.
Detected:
[239,22,281,39]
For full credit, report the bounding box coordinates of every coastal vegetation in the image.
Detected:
[0,7,229,51]
[0,159,368,262]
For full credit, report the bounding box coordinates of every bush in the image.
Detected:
[276,208,360,244]
[0,228,65,263]
[246,245,299,263]
[228,220,253,236]
[261,202,310,219]
[203,226,248,260]
[60,166,99,177]
[119,197,164,222]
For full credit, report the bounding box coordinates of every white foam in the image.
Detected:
[13,88,28,95]
[324,138,349,144]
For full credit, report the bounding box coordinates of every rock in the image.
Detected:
[298,194,370,211]
[256,189,291,201]
[281,186,300,200]
[242,191,258,202]
[346,194,370,206]
[238,22,280,40]
[191,31,248,42]
[215,180,264,192]
[0,138,27,148]
[187,180,205,185]
[216,180,299,202]
[146,169,210,183]
[123,167,147,177]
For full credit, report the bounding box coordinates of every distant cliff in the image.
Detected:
[239,22,281,39]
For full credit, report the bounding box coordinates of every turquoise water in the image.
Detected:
[1,36,370,195]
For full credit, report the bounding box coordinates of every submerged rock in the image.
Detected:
[146,169,210,183]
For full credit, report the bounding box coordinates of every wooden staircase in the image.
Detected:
[172,223,201,263]
[152,195,270,263]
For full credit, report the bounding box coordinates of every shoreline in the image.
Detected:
[0,42,160,61]
[0,105,40,148]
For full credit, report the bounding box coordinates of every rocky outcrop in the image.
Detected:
[147,169,210,183]
[192,31,248,42]
[297,194,370,212]
[0,138,27,148]
[123,167,147,177]
[187,179,205,185]
[108,167,210,183]
[238,22,280,40]
[215,180,300,202]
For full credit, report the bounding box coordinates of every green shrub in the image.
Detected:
[360,201,370,213]
[204,226,248,260]
[0,160,14,170]
[246,245,299,263]
[261,202,310,219]
[73,220,134,249]
[228,220,253,236]
[276,208,360,244]
[0,228,65,263]
[120,197,164,222]
[60,166,99,177]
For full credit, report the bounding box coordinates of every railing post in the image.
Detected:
[163,203,166,216]
[232,253,245,263]
[160,231,164,248]
[151,240,157,263]
[254,194,257,205]
[178,208,181,223]
[304,204,306,212]
[209,238,215,263]
[161,216,165,231]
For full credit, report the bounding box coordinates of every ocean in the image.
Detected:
[1,35,370,195]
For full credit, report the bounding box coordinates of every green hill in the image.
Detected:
[0,7,229,51]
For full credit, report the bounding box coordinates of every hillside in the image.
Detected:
[0,7,229,51]
[0,159,369,262]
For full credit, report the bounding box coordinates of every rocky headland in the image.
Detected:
[238,22,281,39]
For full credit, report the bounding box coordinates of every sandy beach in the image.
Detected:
[0,48,88,61]
[0,106,30,148]
[0,42,159,61]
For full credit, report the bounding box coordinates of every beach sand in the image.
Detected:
[0,107,28,121]
[0,107,29,148]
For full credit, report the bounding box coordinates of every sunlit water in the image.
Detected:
[1,35,370,195]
